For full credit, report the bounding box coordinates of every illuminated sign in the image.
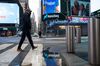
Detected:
[0,3,19,24]
[48,14,59,18]
[42,13,65,21]
[48,17,89,27]
[43,14,59,20]
[70,0,90,17]
[70,17,89,23]
[42,0,61,15]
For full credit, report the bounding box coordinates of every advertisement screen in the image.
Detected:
[61,0,67,15]
[0,3,19,24]
[70,0,90,17]
[42,0,61,15]
[70,17,89,24]
[48,17,89,27]
[91,0,100,13]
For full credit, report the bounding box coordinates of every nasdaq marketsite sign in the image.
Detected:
[48,20,68,27]
[48,17,89,28]
[42,13,65,21]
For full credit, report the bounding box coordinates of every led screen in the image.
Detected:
[91,0,100,13]
[42,0,61,15]
[0,3,19,24]
[48,17,89,27]
[70,17,89,24]
[70,0,90,17]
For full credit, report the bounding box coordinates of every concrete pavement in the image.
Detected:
[0,36,44,66]
[0,36,91,66]
[0,43,43,66]
[0,36,64,66]
[60,37,95,66]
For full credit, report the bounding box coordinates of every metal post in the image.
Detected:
[76,26,81,43]
[95,17,100,64]
[66,26,75,53]
[88,17,96,64]
[88,17,100,65]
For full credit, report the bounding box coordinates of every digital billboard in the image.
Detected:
[42,0,61,15]
[0,3,19,24]
[70,0,90,17]
[69,17,89,24]
[48,17,89,27]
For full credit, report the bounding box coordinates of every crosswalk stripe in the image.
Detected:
[0,44,44,66]
[21,49,32,66]
[22,44,44,66]
[0,44,13,50]
[9,44,31,66]
[32,44,44,66]
[0,44,17,54]
[0,44,28,65]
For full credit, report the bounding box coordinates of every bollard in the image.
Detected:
[66,26,75,53]
[76,26,81,43]
[88,17,100,65]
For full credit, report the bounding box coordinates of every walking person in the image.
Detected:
[17,9,37,51]
[38,30,42,38]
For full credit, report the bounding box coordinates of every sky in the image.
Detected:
[28,0,41,29]
[91,0,100,13]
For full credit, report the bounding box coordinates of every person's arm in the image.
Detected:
[19,14,25,31]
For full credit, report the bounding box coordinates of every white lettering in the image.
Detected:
[45,1,55,5]
[48,15,59,18]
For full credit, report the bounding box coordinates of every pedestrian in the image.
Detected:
[17,9,37,51]
[38,30,42,38]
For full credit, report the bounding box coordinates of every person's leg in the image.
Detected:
[26,31,37,49]
[17,32,26,50]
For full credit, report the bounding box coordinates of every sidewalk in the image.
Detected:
[60,37,92,66]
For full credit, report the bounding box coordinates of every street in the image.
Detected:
[0,36,66,66]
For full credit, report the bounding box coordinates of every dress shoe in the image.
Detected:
[32,46,37,50]
[17,48,23,52]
